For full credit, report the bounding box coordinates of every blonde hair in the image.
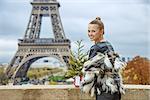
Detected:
[89,17,104,34]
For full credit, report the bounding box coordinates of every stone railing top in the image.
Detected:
[124,84,150,89]
[0,85,150,90]
[0,85,75,90]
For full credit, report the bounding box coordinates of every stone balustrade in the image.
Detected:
[0,85,149,100]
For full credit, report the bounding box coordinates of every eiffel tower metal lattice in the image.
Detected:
[6,0,71,79]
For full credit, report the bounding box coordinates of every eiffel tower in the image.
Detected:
[6,0,71,79]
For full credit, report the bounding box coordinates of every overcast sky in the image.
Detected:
[0,0,149,63]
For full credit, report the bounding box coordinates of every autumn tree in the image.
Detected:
[122,56,150,85]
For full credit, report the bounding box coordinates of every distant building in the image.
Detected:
[121,57,126,62]
[120,56,132,62]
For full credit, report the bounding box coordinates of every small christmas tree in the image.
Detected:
[65,40,88,78]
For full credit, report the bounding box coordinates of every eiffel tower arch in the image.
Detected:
[6,0,71,79]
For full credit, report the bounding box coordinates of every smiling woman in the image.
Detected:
[81,17,126,100]
[88,17,104,44]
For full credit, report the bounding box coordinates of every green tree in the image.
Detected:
[65,40,88,78]
[0,67,9,85]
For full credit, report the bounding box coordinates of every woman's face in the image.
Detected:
[88,24,103,43]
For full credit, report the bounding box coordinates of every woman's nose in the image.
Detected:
[88,32,93,36]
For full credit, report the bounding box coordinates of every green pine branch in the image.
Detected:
[65,40,88,78]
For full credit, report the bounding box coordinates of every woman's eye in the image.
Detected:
[93,30,95,32]
[88,30,90,32]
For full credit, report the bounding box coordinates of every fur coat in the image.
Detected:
[81,52,126,97]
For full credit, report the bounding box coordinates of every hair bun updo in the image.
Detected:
[95,17,101,21]
[89,16,104,34]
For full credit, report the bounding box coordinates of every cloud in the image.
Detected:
[0,39,17,63]
[0,0,149,63]
[60,1,149,50]
[0,39,17,52]
[59,0,149,4]
[0,0,31,39]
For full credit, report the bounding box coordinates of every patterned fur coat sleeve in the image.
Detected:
[81,52,127,97]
